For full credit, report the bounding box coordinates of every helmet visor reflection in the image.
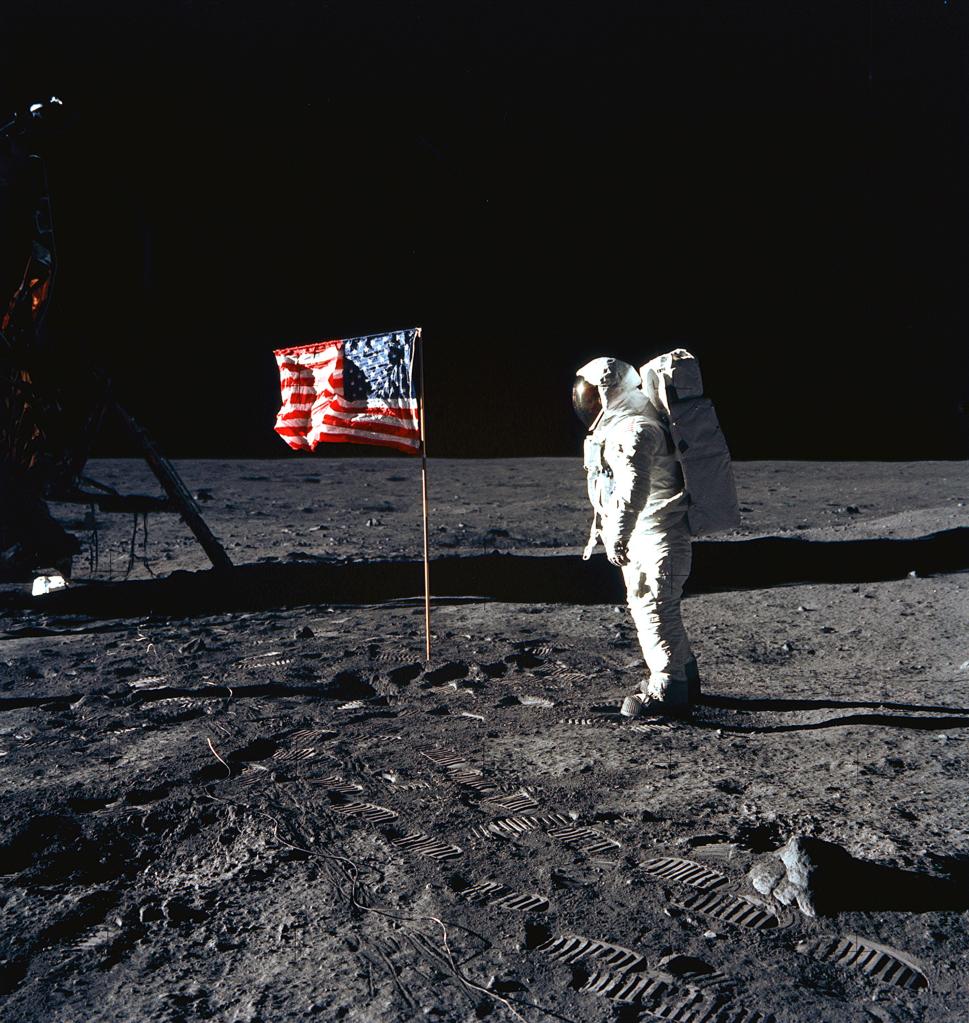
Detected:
[572,377,602,429]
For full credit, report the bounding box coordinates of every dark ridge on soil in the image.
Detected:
[701,712,969,735]
[1,528,966,621]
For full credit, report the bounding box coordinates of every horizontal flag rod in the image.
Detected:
[274,327,421,357]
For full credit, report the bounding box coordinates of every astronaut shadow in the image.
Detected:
[700,693,969,716]
[692,710,969,734]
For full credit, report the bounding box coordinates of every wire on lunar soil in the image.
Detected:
[200,740,539,1023]
[271,789,529,1021]
[87,502,99,577]
[373,941,417,1011]
[205,737,232,777]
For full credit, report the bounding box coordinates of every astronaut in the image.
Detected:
[574,357,699,716]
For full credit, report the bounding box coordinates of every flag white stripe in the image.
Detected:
[275,348,341,365]
[329,397,419,411]
[279,398,417,420]
[322,408,419,426]
[313,411,421,438]
[310,422,421,447]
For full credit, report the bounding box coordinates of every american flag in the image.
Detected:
[274,328,422,455]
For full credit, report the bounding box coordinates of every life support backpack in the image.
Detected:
[639,349,740,536]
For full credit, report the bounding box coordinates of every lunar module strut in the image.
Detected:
[0,98,231,580]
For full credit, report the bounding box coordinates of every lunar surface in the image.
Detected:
[1,457,967,1023]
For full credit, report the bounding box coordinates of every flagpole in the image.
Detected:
[417,328,431,662]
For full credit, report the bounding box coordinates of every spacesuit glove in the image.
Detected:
[606,537,629,567]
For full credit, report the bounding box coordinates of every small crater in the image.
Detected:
[229,738,278,763]
[477,661,509,678]
[422,661,468,685]
[125,784,171,806]
[67,797,115,814]
[0,815,83,876]
[387,663,423,686]
[733,821,786,853]
[326,670,377,700]
[524,922,554,950]
[504,652,543,670]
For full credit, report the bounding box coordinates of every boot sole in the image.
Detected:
[620,695,689,719]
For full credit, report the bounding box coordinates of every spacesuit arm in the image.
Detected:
[606,420,663,545]
[582,442,604,559]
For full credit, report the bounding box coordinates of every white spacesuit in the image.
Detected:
[574,357,698,715]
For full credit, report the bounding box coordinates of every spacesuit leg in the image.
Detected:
[621,522,694,706]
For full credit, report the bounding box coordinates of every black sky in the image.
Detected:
[2,0,966,459]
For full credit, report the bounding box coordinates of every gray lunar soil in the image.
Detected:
[1,457,968,1023]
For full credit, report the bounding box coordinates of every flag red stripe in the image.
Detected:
[276,350,340,365]
[313,421,420,444]
[323,402,419,419]
[317,414,419,440]
[327,393,416,406]
[279,374,342,391]
[276,355,340,369]
[277,414,419,435]
[274,339,344,358]
[323,402,419,418]
[278,390,333,401]
[312,431,420,454]
[280,398,417,415]
[278,373,340,387]
[276,365,340,380]
[276,434,313,450]
[279,413,419,431]
[278,391,325,403]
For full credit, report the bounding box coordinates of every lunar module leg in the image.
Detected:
[113,402,233,572]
